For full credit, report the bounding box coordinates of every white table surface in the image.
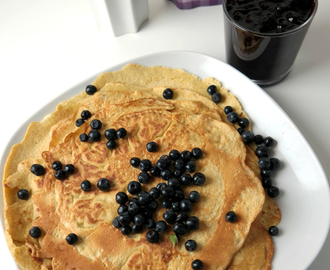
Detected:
[0,0,329,269]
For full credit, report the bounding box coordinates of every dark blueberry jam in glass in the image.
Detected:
[223,0,317,86]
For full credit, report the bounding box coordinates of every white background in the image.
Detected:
[0,0,329,269]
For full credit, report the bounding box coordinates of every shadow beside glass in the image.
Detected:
[223,0,318,87]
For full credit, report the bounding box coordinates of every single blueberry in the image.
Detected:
[75,118,85,127]
[191,148,203,160]
[104,128,117,140]
[258,157,270,170]
[268,226,279,236]
[224,106,233,115]
[81,110,92,120]
[227,111,239,123]
[186,216,199,231]
[79,133,88,142]
[191,259,204,270]
[139,159,152,172]
[185,161,196,173]
[180,174,192,186]
[138,190,151,206]
[106,140,117,150]
[207,85,217,95]
[116,192,128,205]
[66,233,78,245]
[149,187,160,199]
[146,230,159,243]
[189,191,200,203]
[29,227,41,238]
[54,170,66,180]
[30,164,45,176]
[97,178,110,191]
[17,189,29,200]
[138,171,149,184]
[63,164,75,175]
[155,220,167,232]
[185,239,197,252]
[193,172,206,186]
[255,145,270,158]
[163,88,174,99]
[150,166,161,177]
[52,161,62,171]
[88,129,101,142]
[254,134,264,145]
[121,225,132,235]
[241,130,255,144]
[163,209,177,224]
[112,217,122,228]
[169,149,180,160]
[212,92,222,103]
[180,199,192,212]
[267,186,280,198]
[85,85,97,95]
[130,157,140,168]
[90,119,102,130]
[173,221,187,235]
[225,211,237,223]
[270,158,280,170]
[81,180,92,192]
[127,181,141,195]
[160,169,172,180]
[264,136,274,147]
[116,128,127,139]
[181,150,192,163]
[132,223,143,234]
[238,118,250,128]
[146,142,157,152]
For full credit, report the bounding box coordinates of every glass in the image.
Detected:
[223,0,318,86]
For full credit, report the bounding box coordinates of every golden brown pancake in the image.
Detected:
[2,64,280,270]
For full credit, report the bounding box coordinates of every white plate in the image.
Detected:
[1,51,329,270]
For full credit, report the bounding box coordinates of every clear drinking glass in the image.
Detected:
[223,0,318,86]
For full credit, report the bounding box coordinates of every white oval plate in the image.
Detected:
[1,51,329,270]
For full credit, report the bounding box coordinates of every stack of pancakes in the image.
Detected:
[3,64,281,270]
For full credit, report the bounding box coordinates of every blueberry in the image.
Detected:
[121,225,132,235]
[29,227,41,238]
[139,159,152,172]
[106,140,117,150]
[160,169,172,180]
[173,189,185,202]
[116,128,127,138]
[168,178,180,189]
[180,199,192,212]
[54,170,66,180]
[116,192,128,205]
[63,164,75,175]
[127,181,141,195]
[79,133,88,142]
[172,201,180,212]
[17,189,29,200]
[238,118,250,128]
[180,173,192,186]
[191,148,203,160]
[186,216,199,231]
[191,259,204,270]
[212,92,222,103]
[30,164,45,176]
[262,177,273,188]
[85,85,97,95]
[119,212,132,225]
[156,159,169,170]
[269,158,280,170]
[268,226,279,236]
[130,157,140,168]
[163,210,177,224]
[163,88,174,99]
[138,171,149,184]
[241,130,255,144]
[207,85,217,95]
[133,214,145,225]
[66,233,78,245]
[162,199,172,209]
[189,191,200,203]
[264,136,274,147]
[174,159,185,170]
[155,220,167,232]
[193,172,206,186]
[173,221,187,235]
[132,223,143,234]
[255,145,270,158]
[181,150,192,163]
[145,218,156,229]
[138,190,151,205]
[156,182,167,190]
[254,134,264,145]
[160,155,172,166]
[261,169,273,178]
[185,239,197,252]
[224,106,233,115]
[267,186,280,198]
[225,211,237,223]
[146,142,157,152]
[117,205,128,215]
[161,186,175,199]
[185,161,196,173]
[169,149,180,160]
[176,212,188,222]
[128,200,141,215]
[112,217,122,228]
[104,128,117,140]
[237,127,245,135]
[88,129,101,142]
[150,166,161,177]
[90,119,102,130]
[75,118,85,127]
[149,187,160,199]
[147,200,158,211]
[173,169,182,178]
[52,161,62,171]
[97,178,110,191]
[81,110,92,120]
[81,180,92,192]
[258,157,270,170]
[146,230,159,243]
[227,111,239,123]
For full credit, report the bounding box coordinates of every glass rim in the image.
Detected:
[222,0,318,37]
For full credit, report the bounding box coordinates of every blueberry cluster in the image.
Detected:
[207,84,222,104]
[224,105,281,236]
[52,160,75,181]
[76,110,92,127]
[113,147,205,255]
[80,178,111,192]
[78,114,128,148]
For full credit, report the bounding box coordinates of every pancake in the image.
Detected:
[2,64,280,270]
